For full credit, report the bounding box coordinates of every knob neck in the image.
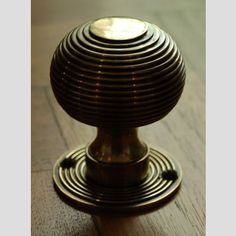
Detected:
[85,128,149,187]
[89,128,147,163]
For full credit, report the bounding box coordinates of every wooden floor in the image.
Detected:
[32,0,205,235]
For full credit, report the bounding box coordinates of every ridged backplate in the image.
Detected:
[53,146,182,213]
[50,17,185,127]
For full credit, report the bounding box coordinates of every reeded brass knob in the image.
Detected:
[50,17,185,213]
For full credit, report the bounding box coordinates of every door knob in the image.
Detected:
[50,17,186,213]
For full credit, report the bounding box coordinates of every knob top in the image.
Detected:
[89,17,148,41]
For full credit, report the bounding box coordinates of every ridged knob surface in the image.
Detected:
[50,17,185,127]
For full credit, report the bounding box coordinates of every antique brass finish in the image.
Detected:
[50,16,186,213]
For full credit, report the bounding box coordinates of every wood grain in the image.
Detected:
[32,171,98,236]
[32,0,205,235]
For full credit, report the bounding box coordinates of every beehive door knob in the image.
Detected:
[50,17,185,213]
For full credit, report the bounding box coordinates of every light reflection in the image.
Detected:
[90,17,147,41]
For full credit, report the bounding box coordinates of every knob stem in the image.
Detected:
[85,128,149,187]
[89,128,147,163]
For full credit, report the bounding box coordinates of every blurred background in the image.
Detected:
[32,0,205,235]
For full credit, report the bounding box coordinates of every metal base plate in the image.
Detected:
[53,146,182,214]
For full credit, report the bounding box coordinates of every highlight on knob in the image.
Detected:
[50,17,185,128]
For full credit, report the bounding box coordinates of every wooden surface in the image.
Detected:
[32,0,205,235]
